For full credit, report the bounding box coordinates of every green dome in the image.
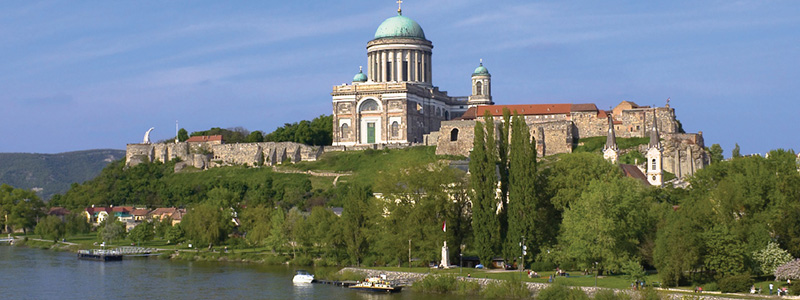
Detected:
[473,63,490,76]
[353,69,367,82]
[374,14,426,40]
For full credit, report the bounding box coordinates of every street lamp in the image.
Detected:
[594,261,599,287]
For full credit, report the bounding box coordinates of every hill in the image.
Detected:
[0,149,125,200]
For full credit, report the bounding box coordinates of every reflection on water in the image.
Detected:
[0,246,466,300]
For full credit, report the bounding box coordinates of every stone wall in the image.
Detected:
[125,141,322,170]
[434,120,476,157]
[531,120,572,157]
[570,111,607,140]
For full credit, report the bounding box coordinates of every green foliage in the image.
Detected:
[98,215,126,243]
[731,143,741,158]
[619,151,645,165]
[752,242,792,275]
[0,184,46,234]
[479,277,532,299]
[621,259,647,282]
[265,208,287,253]
[0,150,125,200]
[264,114,332,146]
[339,184,377,266]
[716,274,754,293]
[573,136,650,153]
[537,284,588,300]
[542,152,621,211]
[593,289,630,300]
[65,213,91,236]
[245,130,264,143]
[177,128,189,142]
[708,144,724,163]
[558,176,652,271]
[411,275,459,294]
[181,203,232,247]
[34,215,65,242]
[654,211,702,287]
[470,117,501,266]
[373,163,470,267]
[164,225,184,243]
[128,222,154,245]
[636,288,663,300]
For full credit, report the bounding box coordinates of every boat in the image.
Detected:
[77,249,123,261]
[349,275,402,293]
[292,270,315,283]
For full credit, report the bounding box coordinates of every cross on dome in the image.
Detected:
[397,0,403,15]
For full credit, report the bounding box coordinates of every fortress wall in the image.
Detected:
[126,144,154,166]
[435,120,476,157]
[531,121,572,157]
[211,143,263,166]
[126,141,321,168]
[570,111,607,140]
[618,107,678,138]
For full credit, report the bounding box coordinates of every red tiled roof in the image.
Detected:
[132,209,151,216]
[619,164,650,185]
[48,207,70,216]
[460,104,574,119]
[570,103,598,112]
[112,206,133,213]
[186,135,223,143]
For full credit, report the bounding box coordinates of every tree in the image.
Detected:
[654,211,703,286]
[558,176,652,272]
[98,215,126,243]
[470,114,501,266]
[128,222,155,245]
[246,131,264,143]
[65,213,91,236]
[339,184,376,266]
[177,128,189,142]
[732,143,741,158]
[753,242,793,276]
[703,225,748,277]
[708,144,724,163]
[239,205,273,246]
[164,225,184,244]
[35,215,65,242]
[306,206,338,257]
[181,203,231,247]
[0,185,45,234]
[775,259,800,280]
[154,216,173,239]
[265,208,287,253]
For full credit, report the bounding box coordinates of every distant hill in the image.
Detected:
[0,149,125,200]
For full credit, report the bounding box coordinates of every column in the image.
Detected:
[426,53,432,84]
[368,53,374,81]
[421,53,426,83]
[380,51,387,82]
[396,50,402,82]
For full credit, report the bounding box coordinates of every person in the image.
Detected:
[467,273,471,278]
[698,286,703,293]
[750,285,756,294]
[770,283,774,295]
[694,286,698,293]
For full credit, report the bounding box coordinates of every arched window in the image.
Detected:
[436,107,441,116]
[476,81,483,95]
[391,121,399,137]
[359,99,379,112]
[651,158,657,170]
[341,123,350,139]
[450,128,459,141]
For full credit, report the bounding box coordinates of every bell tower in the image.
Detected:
[468,59,492,107]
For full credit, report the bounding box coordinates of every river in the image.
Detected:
[0,246,467,300]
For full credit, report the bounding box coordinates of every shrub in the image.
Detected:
[291,254,313,266]
[479,278,531,299]
[412,275,458,293]
[262,254,288,265]
[531,261,557,272]
[717,274,754,293]
[538,284,588,300]
[593,289,626,300]
[454,280,481,295]
[775,258,800,280]
[636,288,662,300]
[702,282,718,291]
[790,281,800,296]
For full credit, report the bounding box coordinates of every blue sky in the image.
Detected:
[1,0,798,156]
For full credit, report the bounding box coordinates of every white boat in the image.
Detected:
[292,270,315,283]
[349,274,402,293]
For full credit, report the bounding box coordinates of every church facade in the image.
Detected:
[331,7,490,146]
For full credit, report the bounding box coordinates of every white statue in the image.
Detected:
[440,241,450,268]
[143,127,154,144]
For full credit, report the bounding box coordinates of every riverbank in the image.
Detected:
[339,267,797,300]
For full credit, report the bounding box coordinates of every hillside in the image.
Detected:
[0,149,125,200]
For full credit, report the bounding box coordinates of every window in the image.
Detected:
[391,121,399,137]
[651,158,656,170]
[476,81,483,95]
[450,128,459,141]
[359,99,379,112]
[341,123,350,139]
[403,62,409,81]
[386,61,393,81]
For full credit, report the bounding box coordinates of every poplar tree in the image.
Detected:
[497,108,511,258]
[470,117,500,266]
[503,114,536,264]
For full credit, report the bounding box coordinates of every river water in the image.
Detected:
[0,246,466,300]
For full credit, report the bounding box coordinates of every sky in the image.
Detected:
[1,0,798,156]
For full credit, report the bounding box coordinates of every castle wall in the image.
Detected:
[570,111,608,140]
[125,141,322,169]
[531,121,572,157]
[434,120,476,157]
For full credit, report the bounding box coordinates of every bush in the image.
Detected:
[636,288,662,300]
[454,280,481,296]
[537,284,588,300]
[530,261,557,272]
[790,281,800,296]
[291,254,313,266]
[262,254,288,265]
[717,274,754,293]
[412,275,458,293]
[702,282,717,291]
[479,278,531,299]
[593,289,629,300]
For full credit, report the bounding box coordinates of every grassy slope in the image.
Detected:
[573,136,650,153]
[0,149,125,199]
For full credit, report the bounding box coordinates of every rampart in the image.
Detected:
[126,141,322,169]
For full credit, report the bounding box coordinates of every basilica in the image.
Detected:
[330,4,709,184]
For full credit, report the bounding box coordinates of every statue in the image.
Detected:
[143,127,154,144]
[440,241,450,268]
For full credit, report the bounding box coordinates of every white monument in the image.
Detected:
[440,241,450,268]
[143,127,154,144]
